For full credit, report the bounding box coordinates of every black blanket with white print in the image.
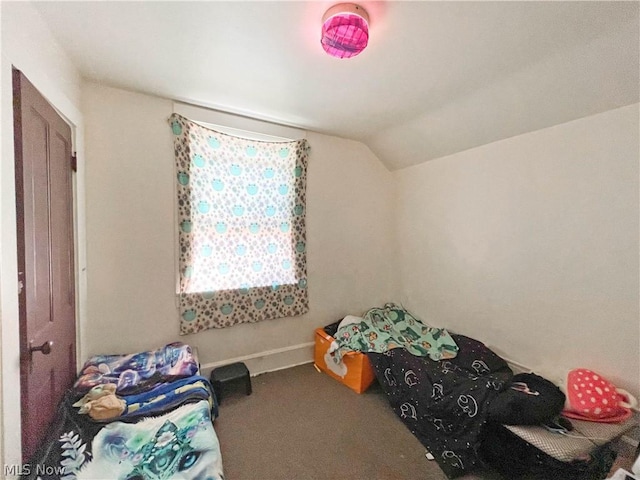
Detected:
[367,334,513,479]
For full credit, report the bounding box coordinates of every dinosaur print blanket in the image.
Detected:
[329,304,459,362]
[368,334,513,478]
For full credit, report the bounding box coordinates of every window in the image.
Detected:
[170,113,309,333]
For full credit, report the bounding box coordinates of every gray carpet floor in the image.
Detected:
[213,363,503,480]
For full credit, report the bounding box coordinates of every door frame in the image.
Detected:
[0,57,86,468]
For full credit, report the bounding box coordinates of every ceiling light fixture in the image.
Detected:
[321,3,369,59]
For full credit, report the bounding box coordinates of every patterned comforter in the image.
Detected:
[74,342,199,395]
[23,344,223,480]
[368,334,513,478]
[329,304,459,362]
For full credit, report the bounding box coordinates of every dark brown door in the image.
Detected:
[13,69,77,462]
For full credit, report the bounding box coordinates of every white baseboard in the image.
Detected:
[200,341,314,379]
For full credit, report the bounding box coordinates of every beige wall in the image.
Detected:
[394,104,639,398]
[0,1,85,469]
[2,2,637,468]
[82,82,399,370]
[82,83,638,398]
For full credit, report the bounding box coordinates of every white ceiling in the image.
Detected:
[33,1,639,170]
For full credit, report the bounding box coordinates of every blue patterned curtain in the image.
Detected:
[170,114,309,333]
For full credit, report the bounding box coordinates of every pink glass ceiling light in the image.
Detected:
[321,3,369,59]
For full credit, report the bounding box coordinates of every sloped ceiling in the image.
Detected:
[32,1,639,170]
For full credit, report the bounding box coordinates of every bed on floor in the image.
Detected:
[327,304,512,478]
[328,304,632,479]
[22,342,224,480]
[366,333,513,478]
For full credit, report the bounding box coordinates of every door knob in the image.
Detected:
[29,340,53,356]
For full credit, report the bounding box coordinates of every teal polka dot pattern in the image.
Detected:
[193,154,205,168]
[197,201,210,214]
[207,136,220,149]
[180,220,192,233]
[263,167,275,179]
[170,113,309,333]
[177,172,189,185]
[246,145,258,157]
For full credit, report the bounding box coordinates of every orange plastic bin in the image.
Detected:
[313,327,376,394]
